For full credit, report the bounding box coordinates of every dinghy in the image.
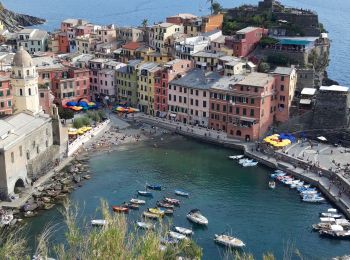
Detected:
[175,190,190,197]
[91,219,107,226]
[164,197,180,206]
[169,231,188,240]
[143,211,161,219]
[138,190,153,197]
[268,181,276,189]
[228,155,244,160]
[214,234,245,248]
[146,184,162,191]
[130,198,146,204]
[148,208,165,217]
[156,201,175,209]
[186,209,208,225]
[136,221,154,230]
[112,206,129,213]
[173,226,193,236]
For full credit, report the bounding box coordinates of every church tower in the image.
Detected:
[11,46,41,114]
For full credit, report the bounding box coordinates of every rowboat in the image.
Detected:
[228,155,244,160]
[214,234,245,248]
[91,219,107,226]
[268,181,276,189]
[164,197,180,206]
[148,208,165,217]
[242,161,258,167]
[143,211,161,219]
[302,195,325,203]
[169,231,188,240]
[173,226,193,236]
[130,198,146,204]
[186,209,208,225]
[175,189,190,197]
[146,184,162,190]
[320,212,342,219]
[163,209,174,215]
[136,221,154,230]
[112,206,129,213]
[138,190,153,197]
[156,201,175,209]
[122,203,139,210]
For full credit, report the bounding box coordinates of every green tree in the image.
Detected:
[73,116,90,129]
[58,107,74,120]
[258,62,270,73]
[211,2,222,14]
[141,19,148,28]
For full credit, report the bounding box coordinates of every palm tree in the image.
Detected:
[141,19,148,28]
[207,0,222,15]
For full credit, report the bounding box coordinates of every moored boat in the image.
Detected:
[146,184,162,191]
[242,161,258,167]
[112,206,129,213]
[175,189,190,197]
[148,208,165,217]
[228,155,244,160]
[91,219,107,226]
[214,234,245,248]
[138,190,153,197]
[164,197,180,206]
[156,201,175,209]
[268,181,276,189]
[122,203,139,210]
[136,221,154,230]
[320,212,342,219]
[130,198,146,204]
[302,195,325,203]
[173,226,193,236]
[169,231,188,240]
[143,211,161,219]
[186,209,208,225]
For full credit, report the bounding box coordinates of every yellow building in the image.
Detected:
[149,23,184,54]
[137,62,161,115]
[144,52,173,64]
[0,20,4,31]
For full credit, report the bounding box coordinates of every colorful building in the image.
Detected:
[0,77,12,116]
[149,23,184,54]
[225,27,267,57]
[209,72,275,141]
[154,59,193,117]
[168,69,221,126]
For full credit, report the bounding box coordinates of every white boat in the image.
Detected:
[214,234,245,248]
[268,181,276,189]
[169,231,188,240]
[242,161,258,167]
[328,208,338,213]
[136,221,154,230]
[300,190,318,196]
[1,213,14,225]
[320,217,336,223]
[320,212,342,219]
[174,226,194,236]
[186,209,208,225]
[239,158,253,164]
[130,198,146,204]
[229,155,244,160]
[335,218,350,228]
[175,190,190,197]
[91,219,107,226]
[302,195,325,203]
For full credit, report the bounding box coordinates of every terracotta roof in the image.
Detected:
[122,41,141,50]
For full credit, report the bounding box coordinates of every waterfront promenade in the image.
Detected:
[136,114,350,219]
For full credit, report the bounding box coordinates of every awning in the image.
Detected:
[317,136,327,141]
[233,116,256,123]
[300,99,312,105]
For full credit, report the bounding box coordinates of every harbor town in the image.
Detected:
[0,0,350,258]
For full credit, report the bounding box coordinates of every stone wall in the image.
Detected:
[27,145,60,178]
[296,68,315,92]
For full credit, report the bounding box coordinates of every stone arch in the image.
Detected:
[236,130,242,136]
[14,178,25,194]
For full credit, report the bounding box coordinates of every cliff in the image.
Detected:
[0,2,45,31]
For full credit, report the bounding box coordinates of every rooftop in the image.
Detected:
[168,13,197,19]
[170,69,221,90]
[239,72,275,87]
[122,41,142,50]
[237,27,260,34]
[0,112,51,150]
[209,75,245,91]
[32,56,64,70]
[192,51,226,58]
[139,62,161,73]
[301,88,317,96]
[272,66,295,75]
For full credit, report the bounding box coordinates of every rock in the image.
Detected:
[73,176,81,183]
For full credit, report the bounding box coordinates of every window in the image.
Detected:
[250,109,254,116]
[40,93,44,98]
[211,102,214,109]
[236,107,239,114]
[216,104,220,111]
[280,85,285,91]
[251,98,254,104]
[243,108,246,116]
[203,101,207,107]
[223,105,226,112]
[280,95,286,101]
[281,76,285,81]
[195,90,198,96]
[11,152,14,163]
[20,89,23,96]
[6,89,10,96]
[8,101,11,107]
[203,112,206,117]
[203,91,206,97]
[195,100,198,106]
[19,146,22,157]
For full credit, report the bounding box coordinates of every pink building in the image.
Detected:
[271,67,297,123]
[168,69,221,126]
[225,27,267,57]
[209,72,275,141]
[98,69,115,97]
[0,77,12,116]
[154,59,193,117]
[39,86,54,115]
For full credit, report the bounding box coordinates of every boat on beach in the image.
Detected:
[164,197,180,206]
[268,181,276,189]
[138,190,153,197]
[130,198,146,204]
[112,206,129,213]
[146,184,162,190]
[91,219,107,226]
[186,209,208,225]
[173,226,193,236]
[175,189,190,197]
[214,234,245,248]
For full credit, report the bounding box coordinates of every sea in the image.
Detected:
[2,0,350,258]
[2,0,349,86]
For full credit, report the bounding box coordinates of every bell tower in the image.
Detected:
[11,46,41,114]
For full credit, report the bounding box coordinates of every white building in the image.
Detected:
[16,29,48,54]
[174,35,211,60]
[149,23,184,54]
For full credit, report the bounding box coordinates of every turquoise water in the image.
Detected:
[26,136,350,259]
[2,0,350,86]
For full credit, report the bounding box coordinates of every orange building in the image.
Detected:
[0,77,12,116]
[202,13,224,33]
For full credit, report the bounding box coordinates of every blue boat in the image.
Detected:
[138,190,153,197]
[146,184,162,190]
[175,189,190,197]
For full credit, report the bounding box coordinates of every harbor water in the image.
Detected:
[26,136,350,259]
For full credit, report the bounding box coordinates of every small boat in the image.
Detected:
[328,208,338,213]
[173,226,193,236]
[138,190,153,197]
[24,211,37,218]
[175,190,190,197]
[320,212,342,219]
[268,181,276,189]
[160,237,178,245]
[242,161,258,167]
[0,213,13,225]
[164,197,180,206]
[136,221,154,230]
[122,203,139,210]
[319,225,350,239]
[146,184,162,191]
[148,208,165,217]
[302,195,325,203]
[238,158,253,164]
[91,219,107,226]
[214,234,245,248]
[320,217,336,223]
[228,155,244,160]
[169,231,188,240]
[130,198,146,205]
[312,222,332,231]
[300,190,318,196]
[156,201,175,209]
[186,209,208,225]
[161,208,174,215]
[143,211,161,219]
[270,172,286,179]
[112,206,129,213]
